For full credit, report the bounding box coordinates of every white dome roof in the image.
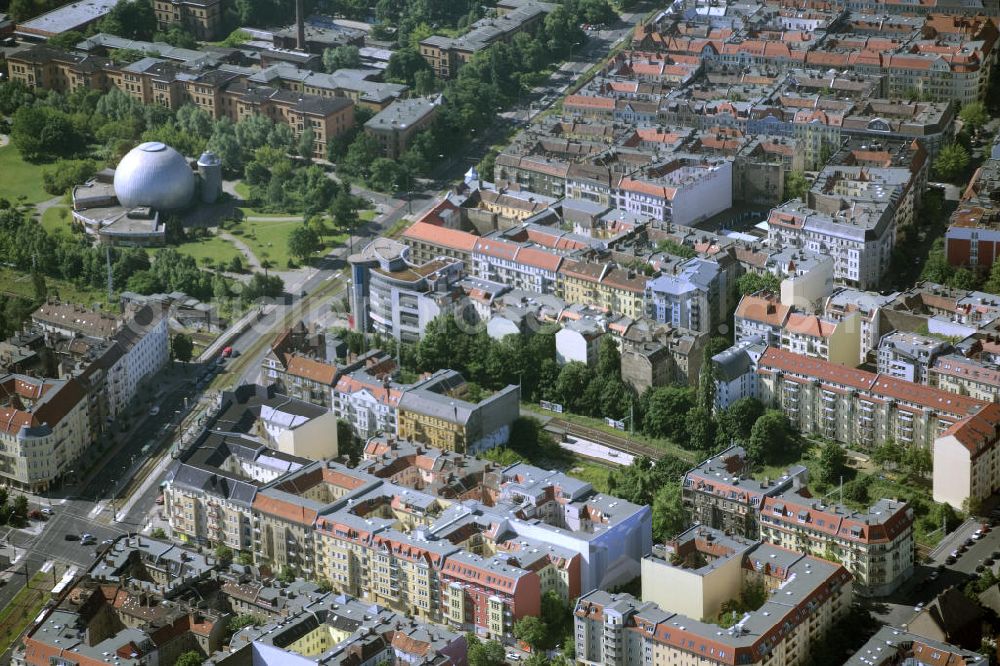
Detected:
[114,141,195,210]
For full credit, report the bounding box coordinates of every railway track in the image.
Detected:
[546,418,687,462]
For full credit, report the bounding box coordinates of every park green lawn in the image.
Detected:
[0,145,50,204]
[232,218,349,268]
[154,235,243,268]
[40,205,72,237]
[0,266,109,305]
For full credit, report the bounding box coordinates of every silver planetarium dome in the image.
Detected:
[114,141,196,210]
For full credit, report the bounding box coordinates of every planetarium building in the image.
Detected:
[71,142,221,247]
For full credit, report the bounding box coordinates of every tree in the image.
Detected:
[984,258,1000,295]
[784,171,810,201]
[228,614,261,632]
[10,495,28,527]
[175,652,203,666]
[97,0,156,40]
[737,272,782,296]
[921,238,955,284]
[641,386,694,440]
[698,337,729,412]
[368,158,403,192]
[287,225,321,262]
[11,106,84,161]
[718,397,765,443]
[934,143,971,183]
[904,446,932,480]
[171,333,194,363]
[154,25,198,48]
[468,637,505,666]
[278,565,296,583]
[685,406,717,453]
[596,335,622,379]
[385,46,433,86]
[47,30,86,49]
[214,544,234,563]
[872,441,903,471]
[298,127,315,161]
[323,45,361,73]
[959,101,989,131]
[341,133,380,179]
[747,410,795,466]
[817,441,848,486]
[652,483,687,541]
[42,159,98,195]
[514,616,547,650]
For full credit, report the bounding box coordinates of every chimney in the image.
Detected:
[295,0,306,50]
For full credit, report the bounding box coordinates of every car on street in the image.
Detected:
[928,571,940,581]
[946,555,957,564]
[914,602,925,612]
[41,507,53,515]
[81,533,96,545]
[149,406,160,416]
[506,654,521,662]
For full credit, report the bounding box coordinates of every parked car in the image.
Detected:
[80,533,96,545]
[928,571,940,581]
[914,602,925,611]
[148,406,160,417]
[41,507,53,516]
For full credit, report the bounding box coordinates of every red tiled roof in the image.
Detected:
[402,222,478,252]
[938,403,1000,457]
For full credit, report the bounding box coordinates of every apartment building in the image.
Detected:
[823,288,900,361]
[164,431,310,551]
[759,491,913,597]
[945,158,1000,271]
[929,353,1000,403]
[558,261,648,320]
[152,0,223,40]
[877,331,951,384]
[613,158,733,226]
[846,626,987,666]
[227,593,468,665]
[7,43,358,159]
[472,237,564,294]
[933,403,1000,510]
[0,375,88,493]
[682,446,807,539]
[363,96,440,159]
[348,237,464,342]
[418,2,553,78]
[712,339,767,410]
[768,199,896,290]
[646,258,722,334]
[333,367,405,440]
[231,450,649,640]
[17,537,224,666]
[396,370,520,454]
[757,347,988,450]
[401,221,479,271]
[576,540,852,666]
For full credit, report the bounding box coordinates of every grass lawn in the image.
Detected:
[568,460,612,492]
[0,145,50,204]
[359,209,376,222]
[40,205,73,237]
[0,266,109,306]
[0,572,49,653]
[231,219,349,268]
[154,235,243,269]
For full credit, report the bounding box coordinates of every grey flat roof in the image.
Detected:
[17,0,118,36]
